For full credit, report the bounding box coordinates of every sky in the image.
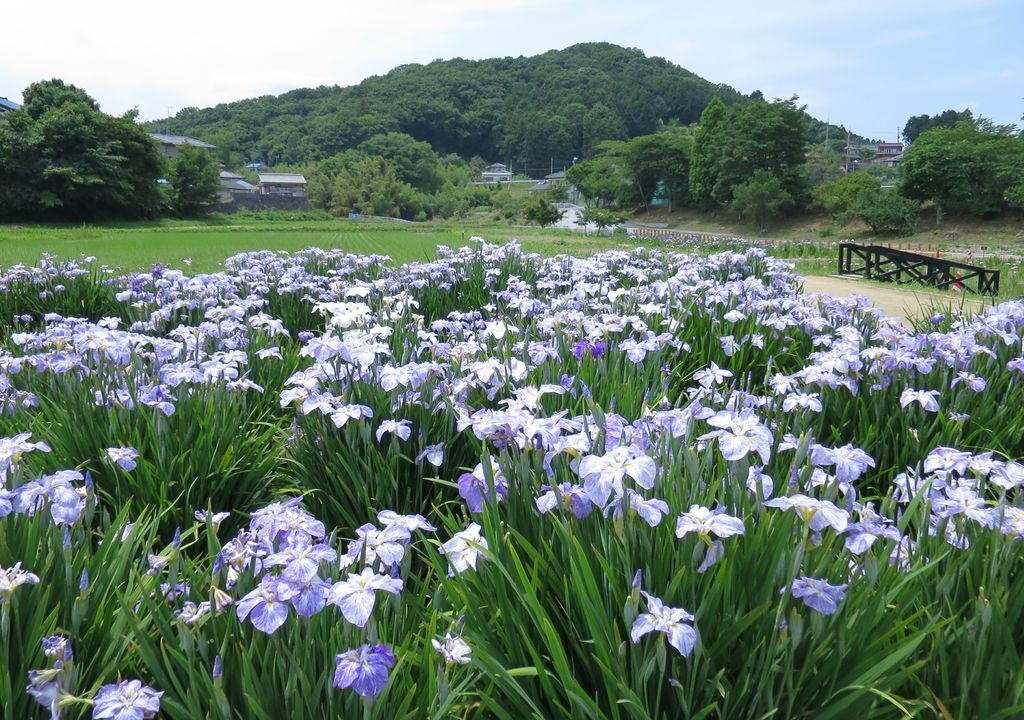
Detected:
[3,0,1022,142]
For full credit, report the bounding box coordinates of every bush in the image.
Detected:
[730,170,792,233]
[812,172,881,221]
[522,196,564,227]
[854,190,920,235]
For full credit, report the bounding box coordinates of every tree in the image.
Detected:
[812,172,882,221]
[328,156,422,219]
[689,97,729,209]
[712,98,809,208]
[729,170,792,232]
[690,97,808,210]
[622,126,693,212]
[566,146,633,207]
[903,109,973,144]
[522,196,563,227]
[169,144,220,216]
[900,120,1024,218]
[803,149,845,188]
[579,206,628,232]
[0,79,165,221]
[357,132,441,193]
[855,191,919,235]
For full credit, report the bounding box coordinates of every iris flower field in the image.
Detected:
[0,239,1022,719]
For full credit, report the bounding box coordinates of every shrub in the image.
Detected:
[812,172,881,221]
[854,191,920,235]
[730,170,792,233]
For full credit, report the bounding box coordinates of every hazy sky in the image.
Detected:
[3,0,1021,141]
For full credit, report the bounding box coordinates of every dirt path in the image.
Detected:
[800,275,988,323]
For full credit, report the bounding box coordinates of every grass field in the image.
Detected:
[0,219,632,273]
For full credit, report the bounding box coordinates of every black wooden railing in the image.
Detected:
[838,243,999,295]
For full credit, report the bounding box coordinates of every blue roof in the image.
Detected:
[0,97,21,111]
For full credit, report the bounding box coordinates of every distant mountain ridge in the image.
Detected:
[151,42,860,170]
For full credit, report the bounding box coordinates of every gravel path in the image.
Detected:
[800,275,988,323]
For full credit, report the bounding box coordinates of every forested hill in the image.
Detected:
[151,42,858,171]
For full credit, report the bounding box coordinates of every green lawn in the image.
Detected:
[0,218,632,273]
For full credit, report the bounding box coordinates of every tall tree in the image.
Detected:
[169,144,220,216]
[712,98,809,208]
[900,120,1024,218]
[0,79,165,220]
[902,109,973,144]
[623,126,693,212]
[689,97,729,209]
[730,170,792,233]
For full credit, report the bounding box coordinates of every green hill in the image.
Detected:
[152,42,860,171]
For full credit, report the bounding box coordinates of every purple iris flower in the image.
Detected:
[333,644,396,698]
[572,339,606,359]
[786,577,848,615]
[91,679,163,719]
[328,567,404,627]
[699,409,773,465]
[105,447,139,472]
[535,483,594,519]
[457,462,507,513]
[236,575,298,634]
[630,591,698,657]
[899,388,940,412]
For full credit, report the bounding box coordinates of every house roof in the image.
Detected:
[220,179,256,191]
[148,133,216,149]
[0,97,20,111]
[258,173,307,184]
[220,171,244,180]
[545,170,566,180]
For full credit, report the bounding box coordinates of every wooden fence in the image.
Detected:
[838,243,1000,295]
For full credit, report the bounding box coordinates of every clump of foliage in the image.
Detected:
[0,79,165,221]
[730,169,793,232]
[690,96,809,211]
[169,144,221,217]
[903,108,974,144]
[855,190,920,235]
[813,172,882,223]
[900,120,1024,219]
[521,196,564,227]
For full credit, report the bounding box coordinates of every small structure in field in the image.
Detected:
[481,163,513,183]
[258,172,307,197]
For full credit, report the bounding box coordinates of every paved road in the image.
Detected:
[800,275,988,323]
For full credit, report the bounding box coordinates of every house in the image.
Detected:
[0,97,20,117]
[258,172,307,197]
[544,170,567,185]
[481,163,513,183]
[876,142,904,156]
[148,133,216,158]
[218,171,257,200]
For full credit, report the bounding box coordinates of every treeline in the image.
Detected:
[0,80,221,221]
[567,97,814,231]
[811,118,1024,236]
[567,99,1024,235]
[153,43,859,170]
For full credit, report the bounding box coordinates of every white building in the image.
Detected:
[481,163,513,183]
